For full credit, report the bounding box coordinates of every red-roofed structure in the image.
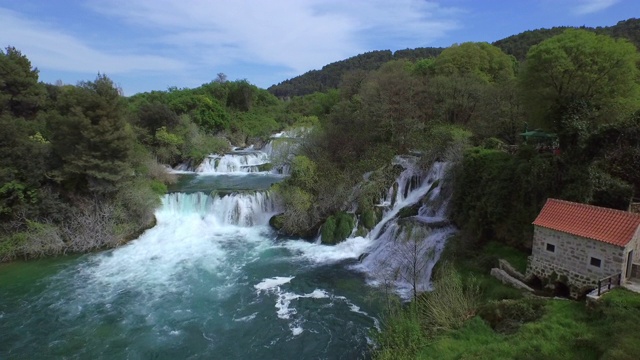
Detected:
[526,199,640,298]
[533,199,640,247]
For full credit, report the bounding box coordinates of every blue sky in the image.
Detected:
[0,0,636,95]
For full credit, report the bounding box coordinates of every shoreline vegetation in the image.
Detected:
[2,18,640,360]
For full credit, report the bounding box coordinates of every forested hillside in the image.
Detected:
[494,17,640,60]
[0,48,307,261]
[268,47,443,97]
[273,28,639,254]
[270,18,640,98]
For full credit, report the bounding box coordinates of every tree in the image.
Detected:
[0,46,45,118]
[137,102,180,136]
[519,29,640,148]
[390,226,435,301]
[432,42,516,83]
[49,74,135,195]
[214,72,228,83]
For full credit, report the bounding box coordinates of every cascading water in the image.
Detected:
[282,157,456,300]
[161,191,279,226]
[358,159,455,298]
[0,157,381,359]
[195,152,270,174]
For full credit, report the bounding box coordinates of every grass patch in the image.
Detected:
[484,241,529,274]
[373,234,640,360]
[420,300,599,360]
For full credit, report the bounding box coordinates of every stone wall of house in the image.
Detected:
[526,226,626,294]
[632,264,640,279]
[632,226,640,264]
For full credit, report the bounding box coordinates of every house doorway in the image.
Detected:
[626,250,634,279]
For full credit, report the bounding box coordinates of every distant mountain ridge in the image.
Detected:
[268,48,443,98]
[268,18,640,98]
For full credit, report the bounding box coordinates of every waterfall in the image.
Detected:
[159,191,281,227]
[195,152,270,174]
[281,157,455,299]
[369,158,448,239]
[358,158,455,299]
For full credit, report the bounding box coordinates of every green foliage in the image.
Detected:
[320,212,354,244]
[321,216,336,244]
[418,263,481,334]
[149,180,168,195]
[290,155,317,191]
[49,74,135,195]
[273,184,315,237]
[433,42,516,83]
[452,147,559,249]
[593,289,640,359]
[416,300,597,360]
[478,298,546,334]
[373,304,427,360]
[519,29,640,137]
[412,58,435,76]
[482,137,506,150]
[361,209,377,230]
[335,212,354,242]
[0,46,45,118]
[494,18,640,61]
[136,102,180,135]
[483,241,529,274]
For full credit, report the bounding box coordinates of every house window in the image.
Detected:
[546,243,555,253]
[590,257,602,268]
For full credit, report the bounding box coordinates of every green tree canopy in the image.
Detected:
[432,42,516,83]
[519,29,640,137]
[49,74,135,194]
[0,46,45,118]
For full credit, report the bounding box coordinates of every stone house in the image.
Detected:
[526,198,640,297]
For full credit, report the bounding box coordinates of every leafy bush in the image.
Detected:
[373,304,427,360]
[149,180,168,195]
[478,298,546,334]
[418,262,481,334]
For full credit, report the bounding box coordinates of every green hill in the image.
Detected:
[269,18,640,98]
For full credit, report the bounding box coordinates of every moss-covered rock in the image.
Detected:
[321,216,337,244]
[361,209,377,230]
[321,212,355,245]
[256,162,273,172]
[269,214,285,231]
[397,203,421,218]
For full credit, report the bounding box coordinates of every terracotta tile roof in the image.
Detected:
[533,198,640,247]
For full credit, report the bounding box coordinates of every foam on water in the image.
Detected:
[254,276,295,292]
[282,236,373,264]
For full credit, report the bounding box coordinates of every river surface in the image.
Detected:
[0,172,383,359]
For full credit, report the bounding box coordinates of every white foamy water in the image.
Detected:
[254,276,295,292]
[196,152,270,174]
[160,191,280,227]
[254,275,374,337]
[358,161,454,299]
[1,163,380,359]
[283,236,373,264]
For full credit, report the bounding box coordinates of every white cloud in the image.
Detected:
[0,8,185,74]
[88,0,461,74]
[573,0,619,15]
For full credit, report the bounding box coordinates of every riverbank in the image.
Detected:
[373,235,640,359]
